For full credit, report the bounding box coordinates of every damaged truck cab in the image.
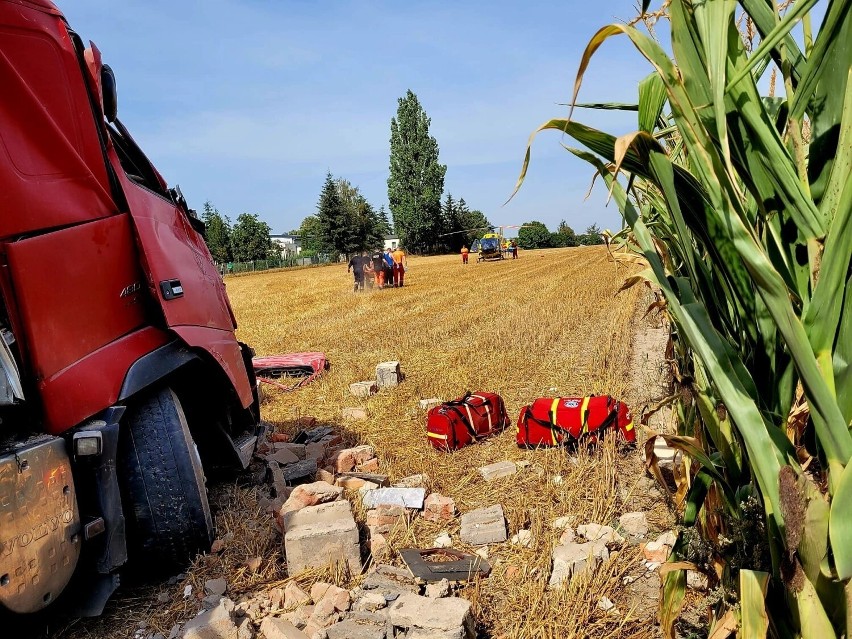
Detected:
[0,0,260,616]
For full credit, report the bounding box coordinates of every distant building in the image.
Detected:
[270,233,302,256]
[383,235,399,251]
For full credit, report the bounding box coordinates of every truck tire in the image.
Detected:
[118,386,214,569]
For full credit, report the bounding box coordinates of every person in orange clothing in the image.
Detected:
[461,245,469,264]
[392,246,406,287]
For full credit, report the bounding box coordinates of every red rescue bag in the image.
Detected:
[427,392,509,451]
[516,396,635,448]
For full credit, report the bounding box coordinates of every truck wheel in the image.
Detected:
[118,386,214,569]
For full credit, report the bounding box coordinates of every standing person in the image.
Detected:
[511,240,518,260]
[383,248,395,287]
[363,257,375,289]
[392,246,406,287]
[461,245,469,264]
[347,253,365,292]
[371,249,386,288]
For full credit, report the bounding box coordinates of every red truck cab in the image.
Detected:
[0,0,260,616]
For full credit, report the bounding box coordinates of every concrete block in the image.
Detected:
[459,505,506,545]
[268,448,301,466]
[277,443,306,460]
[376,361,402,388]
[350,381,378,398]
[388,593,474,637]
[362,487,426,510]
[284,501,362,576]
[478,461,517,481]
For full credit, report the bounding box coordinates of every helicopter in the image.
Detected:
[441,225,528,262]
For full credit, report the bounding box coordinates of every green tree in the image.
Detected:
[376,205,393,237]
[551,219,578,247]
[577,223,604,246]
[517,220,552,249]
[316,171,351,257]
[230,213,275,262]
[336,178,384,253]
[388,90,446,252]
[201,201,232,263]
[297,215,323,253]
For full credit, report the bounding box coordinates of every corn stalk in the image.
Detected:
[514,0,852,635]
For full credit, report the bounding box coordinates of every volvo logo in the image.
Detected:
[0,510,75,557]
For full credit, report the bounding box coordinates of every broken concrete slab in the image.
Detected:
[459,505,507,545]
[577,523,624,545]
[362,487,426,510]
[618,512,649,540]
[181,600,240,639]
[342,407,368,421]
[478,461,518,482]
[283,501,362,576]
[549,541,609,588]
[361,565,420,603]
[259,617,309,639]
[376,361,402,388]
[325,619,387,639]
[350,381,378,398]
[204,578,227,597]
[433,532,452,549]
[388,593,475,638]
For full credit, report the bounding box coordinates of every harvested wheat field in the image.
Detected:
[60,246,675,639]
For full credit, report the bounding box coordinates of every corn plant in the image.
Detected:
[515,0,851,635]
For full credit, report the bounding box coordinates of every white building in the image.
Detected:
[383,235,399,251]
[270,233,302,256]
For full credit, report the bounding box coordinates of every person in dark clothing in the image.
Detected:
[371,250,386,288]
[347,254,366,292]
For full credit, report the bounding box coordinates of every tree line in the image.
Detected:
[516,220,605,249]
[200,202,277,264]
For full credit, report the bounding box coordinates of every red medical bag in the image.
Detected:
[516,396,635,447]
[427,392,509,451]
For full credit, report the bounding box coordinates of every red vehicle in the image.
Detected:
[0,0,260,616]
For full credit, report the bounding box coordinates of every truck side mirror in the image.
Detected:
[101,64,117,123]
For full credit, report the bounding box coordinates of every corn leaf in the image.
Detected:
[638,72,667,133]
[726,0,820,92]
[740,569,770,638]
[829,463,852,580]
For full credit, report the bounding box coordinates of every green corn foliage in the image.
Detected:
[514,1,852,636]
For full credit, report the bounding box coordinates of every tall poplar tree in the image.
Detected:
[387,90,446,253]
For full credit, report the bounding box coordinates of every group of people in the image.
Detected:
[347,247,406,292]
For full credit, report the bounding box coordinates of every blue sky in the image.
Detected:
[63,1,664,235]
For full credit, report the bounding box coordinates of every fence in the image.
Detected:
[218,253,334,276]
